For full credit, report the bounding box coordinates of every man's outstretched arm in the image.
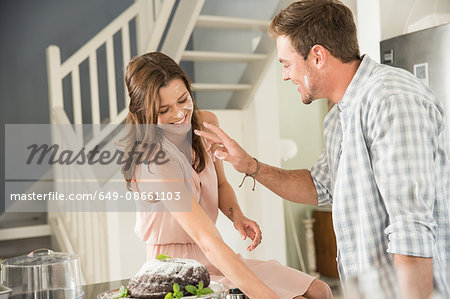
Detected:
[249,160,318,205]
[194,122,318,205]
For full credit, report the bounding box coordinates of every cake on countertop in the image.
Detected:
[127,258,210,298]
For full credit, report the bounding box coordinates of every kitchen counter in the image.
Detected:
[7,279,234,298]
[82,280,238,299]
[82,279,130,298]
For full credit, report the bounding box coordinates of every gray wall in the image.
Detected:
[0,0,134,213]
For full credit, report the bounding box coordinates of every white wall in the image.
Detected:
[276,57,328,271]
[245,59,287,264]
[212,58,287,265]
[380,0,450,40]
[357,0,382,62]
[106,211,147,281]
[209,109,251,257]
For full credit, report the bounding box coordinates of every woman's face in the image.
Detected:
[157,78,194,125]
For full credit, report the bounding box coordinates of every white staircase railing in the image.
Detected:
[47,0,174,135]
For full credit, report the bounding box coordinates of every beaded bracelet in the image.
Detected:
[238,158,260,191]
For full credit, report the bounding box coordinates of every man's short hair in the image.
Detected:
[270,0,360,63]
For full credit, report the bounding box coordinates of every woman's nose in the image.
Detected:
[174,106,184,118]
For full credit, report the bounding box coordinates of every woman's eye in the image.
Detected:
[178,98,187,104]
[159,109,168,114]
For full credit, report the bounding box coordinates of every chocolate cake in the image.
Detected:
[127,258,210,298]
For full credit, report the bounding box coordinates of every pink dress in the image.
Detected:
[134,139,315,298]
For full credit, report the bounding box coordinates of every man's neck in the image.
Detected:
[326,58,362,104]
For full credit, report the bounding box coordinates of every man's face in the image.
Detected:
[277,35,319,104]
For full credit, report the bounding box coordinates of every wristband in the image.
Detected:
[238,158,260,191]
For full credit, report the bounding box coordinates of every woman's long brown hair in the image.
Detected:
[120,52,207,190]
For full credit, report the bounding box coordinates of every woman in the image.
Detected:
[121,52,332,299]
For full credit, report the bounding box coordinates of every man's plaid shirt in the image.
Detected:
[310,55,450,297]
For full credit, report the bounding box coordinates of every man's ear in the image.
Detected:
[309,44,327,69]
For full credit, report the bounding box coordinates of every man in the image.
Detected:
[194,0,450,298]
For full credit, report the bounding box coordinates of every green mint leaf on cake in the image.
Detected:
[156,253,172,261]
[172,283,183,298]
[185,285,197,295]
[112,285,129,298]
[185,282,214,297]
[199,288,214,296]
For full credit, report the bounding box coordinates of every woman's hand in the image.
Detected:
[233,215,262,251]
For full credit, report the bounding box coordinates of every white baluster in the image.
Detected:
[106,38,118,120]
[71,67,83,144]
[135,0,153,55]
[121,23,131,106]
[46,45,64,113]
[98,213,109,281]
[89,52,101,136]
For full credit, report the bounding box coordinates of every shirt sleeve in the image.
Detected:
[368,94,439,257]
[310,150,333,206]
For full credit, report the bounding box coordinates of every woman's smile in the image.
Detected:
[171,113,189,125]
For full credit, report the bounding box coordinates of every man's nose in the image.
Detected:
[282,70,290,81]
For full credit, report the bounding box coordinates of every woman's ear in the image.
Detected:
[310,44,327,69]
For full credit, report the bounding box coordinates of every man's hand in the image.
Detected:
[196,122,318,206]
[394,254,433,299]
[194,122,256,174]
[233,215,262,252]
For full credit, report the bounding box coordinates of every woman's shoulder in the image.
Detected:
[197,110,219,126]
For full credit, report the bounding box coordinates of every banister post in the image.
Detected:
[135,0,152,55]
[46,45,64,123]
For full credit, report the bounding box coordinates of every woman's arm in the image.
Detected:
[135,134,278,298]
[137,171,278,298]
[170,198,278,299]
[199,111,262,251]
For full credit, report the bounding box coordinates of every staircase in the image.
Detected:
[185,13,274,109]
[8,0,290,284]
[192,11,283,109]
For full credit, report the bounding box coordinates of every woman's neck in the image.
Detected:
[164,130,192,161]
[164,131,185,146]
